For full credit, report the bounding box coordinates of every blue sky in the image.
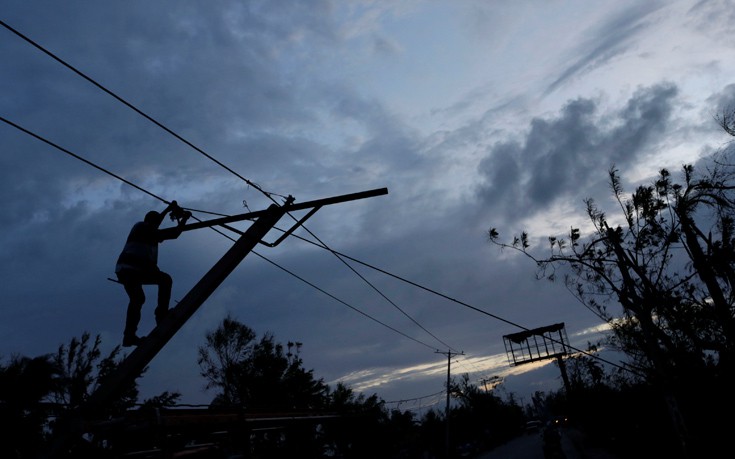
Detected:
[2,1,735,411]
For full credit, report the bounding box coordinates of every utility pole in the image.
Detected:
[436,349,463,458]
[42,187,387,458]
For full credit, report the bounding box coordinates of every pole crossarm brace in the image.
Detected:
[160,187,388,242]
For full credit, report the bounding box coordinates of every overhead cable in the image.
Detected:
[0,115,167,204]
[4,112,634,376]
[3,17,623,377]
[1,18,457,353]
[0,19,281,203]
[251,251,439,351]
[0,115,439,352]
[280,229,639,376]
[384,390,446,405]
[296,224,459,353]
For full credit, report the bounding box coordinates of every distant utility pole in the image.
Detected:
[436,349,463,458]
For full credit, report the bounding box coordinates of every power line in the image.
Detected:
[251,250,439,351]
[384,390,446,406]
[222,222,454,352]
[452,353,495,380]
[279,230,637,375]
[5,20,629,375]
[0,116,168,205]
[2,19,641,408]
[0,115,440,352]
[1,18,458,354]
[4,112,634,380]
[0,19,282,204]
[297,225,459,353]
[0,116,240,243]
[5,23,512,425]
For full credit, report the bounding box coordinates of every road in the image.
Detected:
[476,427,620,459]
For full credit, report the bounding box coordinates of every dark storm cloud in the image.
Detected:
[477,83,678,222]
[3,1,733,406]
[0,2,340,198]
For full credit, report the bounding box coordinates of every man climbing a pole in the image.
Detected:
[115,201,191,347]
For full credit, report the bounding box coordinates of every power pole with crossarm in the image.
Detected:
[436,349,464,458]
[42,187,388,458]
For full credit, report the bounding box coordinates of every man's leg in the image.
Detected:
[151,270,172,325]
[121,281,145,346]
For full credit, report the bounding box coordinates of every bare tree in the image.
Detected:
[488,145,735,456]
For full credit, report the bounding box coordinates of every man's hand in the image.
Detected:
[167,200,191,225]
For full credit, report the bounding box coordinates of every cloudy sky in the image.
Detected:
[3,0,735,411]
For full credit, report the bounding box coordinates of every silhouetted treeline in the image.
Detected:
[489,112,735,458]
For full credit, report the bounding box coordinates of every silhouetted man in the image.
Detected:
[115,201,190,347]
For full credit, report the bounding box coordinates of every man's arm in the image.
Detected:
[148,201,177,230]
[157,201,191,241]
[161,201,177,219]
